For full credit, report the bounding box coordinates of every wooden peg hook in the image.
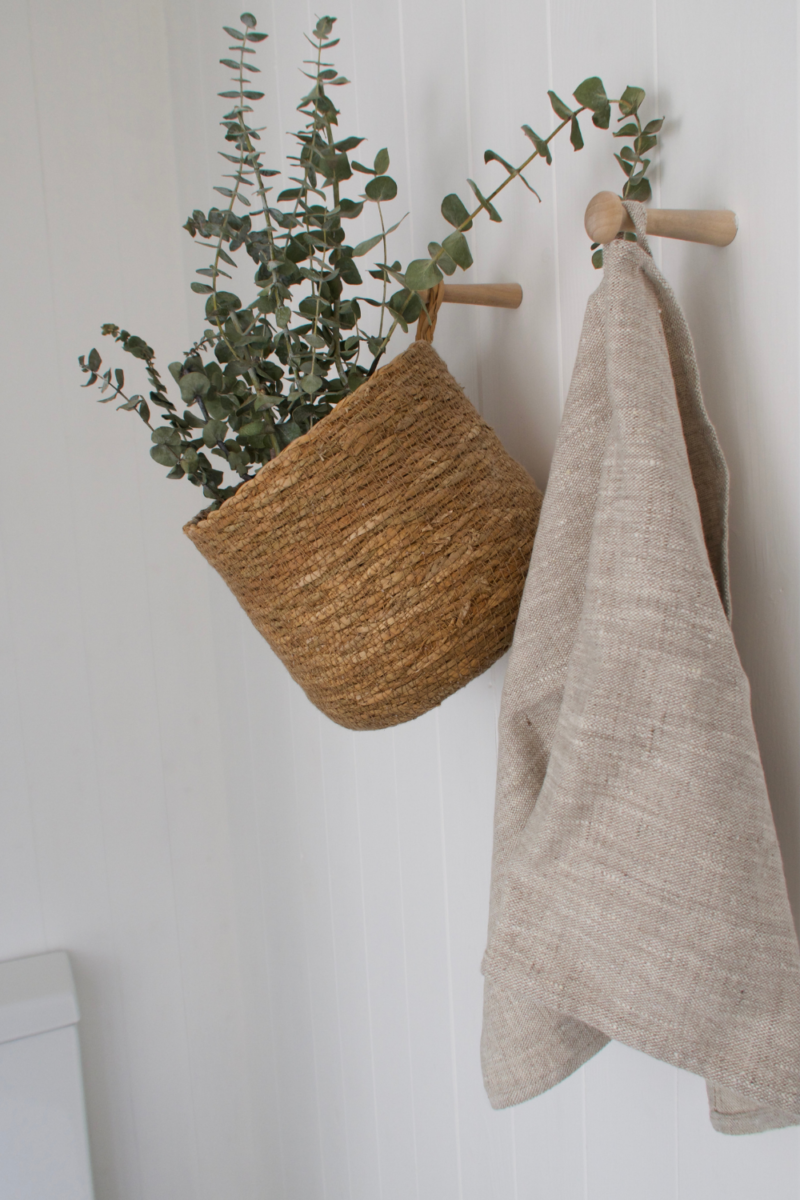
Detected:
[415,282,522,342]
[584,191,738,247]
[419,283,523,309]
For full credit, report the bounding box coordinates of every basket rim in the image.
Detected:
[184,339,445,533]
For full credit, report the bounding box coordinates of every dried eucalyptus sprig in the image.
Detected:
[78,12,661,508]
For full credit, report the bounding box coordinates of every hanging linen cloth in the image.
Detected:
[481,201,800,1134]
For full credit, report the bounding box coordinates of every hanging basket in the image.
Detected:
[184,295,542,730]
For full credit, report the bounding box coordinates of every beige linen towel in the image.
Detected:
[481,202,800,1134]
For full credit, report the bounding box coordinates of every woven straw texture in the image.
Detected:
[481,203,800,1134]
[184,339,542,730]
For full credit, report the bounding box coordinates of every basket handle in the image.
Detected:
[415,283,523,342]
[415,282,447,342]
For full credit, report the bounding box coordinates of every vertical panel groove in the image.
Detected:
[544,0,567,410]
[352,733,384,1200]
[391,729,422,1200]
[435,714,465,1200]
[395,0,416,251]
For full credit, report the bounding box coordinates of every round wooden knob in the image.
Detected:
[584,191,625,243]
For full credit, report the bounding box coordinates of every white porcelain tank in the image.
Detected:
[0,951,95,1200]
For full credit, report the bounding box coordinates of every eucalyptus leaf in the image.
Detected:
[484,149,516,175]
[570,116,584,151]
[206,292,241,319]
[353,215,407,256]
[521,126,552,165]
[338,199,364,219]
[635,133,657,154]
[373,148,390,175]
[388,289,422,323]
[427,243,457,276]
[441,230,473,270]
[333,136,364,152]
[374,262,406,288]
[202,419,228,446]
[352,231,384,257]
[404,258,443,292]
[548,90,574,121]
[365,175,397,201]
[151,444,180,467]
[179,371,212,401]
[152,426,181,445]
[466,178,502,222]
[619,85,646,116]
[279,420,303,444]
[573,76,607,111]
[624,176,652,202]
[205,396,231,420]
[387,309,408,333]
[441,193,473,230]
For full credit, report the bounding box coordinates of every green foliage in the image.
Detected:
[441,193,473,230]
[548,91,575,121]
[609,84,662,214]
[79,13,664,505]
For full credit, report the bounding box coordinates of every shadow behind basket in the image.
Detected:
[184,340,542,730]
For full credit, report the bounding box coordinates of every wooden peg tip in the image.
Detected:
[584,191,628,244]
[584,191,738,247]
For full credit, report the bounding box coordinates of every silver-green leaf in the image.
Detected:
[441,231,473,270]
[404,258,443,292]
[179,371,211,402]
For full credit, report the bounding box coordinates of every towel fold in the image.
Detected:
[481,202,800,1133]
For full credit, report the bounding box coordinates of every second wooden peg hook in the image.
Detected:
[585,191,738,247]
[415,282,523,342]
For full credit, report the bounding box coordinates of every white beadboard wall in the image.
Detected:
[2,0,799,1196]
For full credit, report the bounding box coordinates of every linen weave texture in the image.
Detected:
[481,202,800,1134]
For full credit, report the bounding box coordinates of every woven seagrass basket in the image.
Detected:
[184,301,542,730]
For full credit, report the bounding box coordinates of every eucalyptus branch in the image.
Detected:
[79,13,663,507]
